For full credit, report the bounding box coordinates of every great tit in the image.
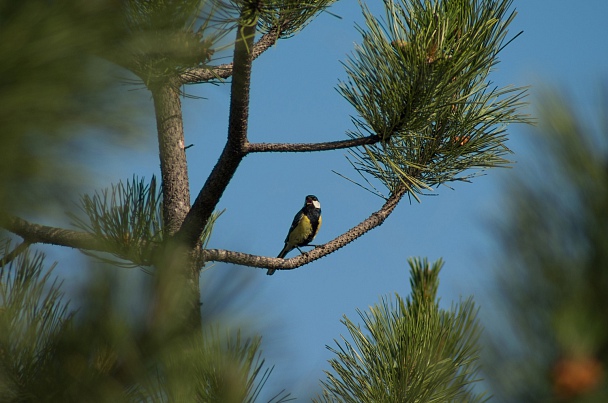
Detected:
[267,195,322,275]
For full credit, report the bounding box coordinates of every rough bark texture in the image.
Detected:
[151,80,191,236]
[0,213,102,250]
[149,78,201,331]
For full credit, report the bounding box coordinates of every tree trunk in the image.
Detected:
[150,80,201,333]
[152,80,190,236]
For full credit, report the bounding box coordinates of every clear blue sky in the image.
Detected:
[46,0,608,399]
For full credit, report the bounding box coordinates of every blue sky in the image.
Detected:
[44,0,608,399]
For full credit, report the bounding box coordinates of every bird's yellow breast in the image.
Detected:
[287,215,313,246]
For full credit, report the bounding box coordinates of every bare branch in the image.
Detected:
[179,27,280,85]
[0,213,105,251]
[195,185,408,271]
[246,135,381,153]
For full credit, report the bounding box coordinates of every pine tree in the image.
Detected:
[482,90,608,401]
[316,258,486,402]
[0,0,527,400]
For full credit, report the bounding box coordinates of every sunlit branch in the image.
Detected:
[245,135,380,153]
[195,185,408,272]
[176,21,257,248]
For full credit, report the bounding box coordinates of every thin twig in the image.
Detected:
[1,240,31,265]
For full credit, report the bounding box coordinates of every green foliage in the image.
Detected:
[0,0,143,212]
[0,242,70,401]
[317,258,486,402]
[253,0,340,38]
[483,90,608,402]
[0,244,288,402]
[70,176,223,268]
[339,0,528,198]
[121,0,223,82]
[150,329,284,402]
[70,176,164,267]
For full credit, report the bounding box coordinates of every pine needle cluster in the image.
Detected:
[253,0,339,38]
[0,243,289,402]
[69,176,164,267]
[69,176,222,268]
[340,0,528,198]
[317,258,485,402]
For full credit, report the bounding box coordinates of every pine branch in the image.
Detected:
[245,135,380,153]
[256,0,338,38]
[2,184,405,272]
[179,0,339,85]
[316,258,485,402]
[195,185,408,272]
[340,0,528,196]
[0,213,104,252]
[67,176,164,268]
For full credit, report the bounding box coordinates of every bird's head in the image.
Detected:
[305,195,321,209]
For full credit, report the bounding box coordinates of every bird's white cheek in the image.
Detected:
[312,200,321,209]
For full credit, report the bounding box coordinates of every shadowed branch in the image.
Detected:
[179,27,280,85]
[0,213,104,251]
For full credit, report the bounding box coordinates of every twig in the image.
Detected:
[1,240,31,265]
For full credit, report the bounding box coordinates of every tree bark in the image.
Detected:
[149,79,202,332]
[151,80,191,236]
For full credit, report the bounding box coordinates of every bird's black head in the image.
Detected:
[305,195,320,209]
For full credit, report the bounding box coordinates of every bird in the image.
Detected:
[267,195,322,275]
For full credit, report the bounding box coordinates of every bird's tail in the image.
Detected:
[267,244,292,275]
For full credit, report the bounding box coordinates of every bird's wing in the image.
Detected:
[284,210,304,243]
